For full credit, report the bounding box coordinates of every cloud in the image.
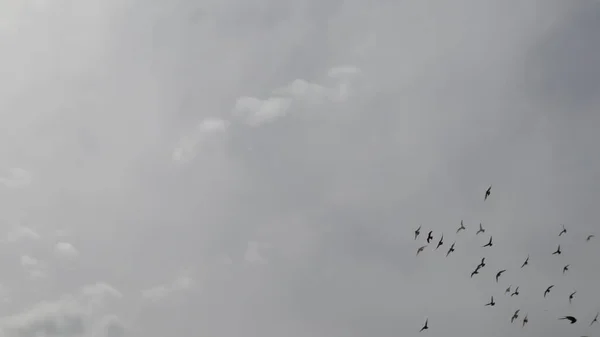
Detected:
[4,226,40,243]
[233,96,293,126]
[20,255,38,267]
[141,271,196,302]
[54,242,79,258]
[0,168,32,188]
[172,117,229,163]
[244,241,268,265]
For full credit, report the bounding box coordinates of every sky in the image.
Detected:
[0,0,599,336]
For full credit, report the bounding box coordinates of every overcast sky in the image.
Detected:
[0,0,599,336]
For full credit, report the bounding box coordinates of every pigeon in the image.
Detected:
[471,265,481,278]
[544,285,554,298]
[485,296,495,306]
[446,242,455,257]
[435,234,444,250]
[476,223,485,235]
[485,185,491,201]
[587,234,595,242]
[511,286,520,297]
[563,264,570,274]
[505,285,511,295]
[511,309,520,323]
[456,220,466,234]
[522,314,528,327]
[569,291,576,304]
[415,225,421,240]
[426,231,433,244]
[496,269,506,283]
[559,224,567,236]
[478,257,486,269]
[559,316,577,324]
[521,255,529,268]
[419,318,428,332]
[553,245,562,255]
[417,245,427,256]
[482,236,493,248]
[591,312,598,326]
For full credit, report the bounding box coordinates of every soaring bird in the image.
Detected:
[505,285,511,295]
[511,286,520,297]
[553,245,562,255]
[435,234,444,250]
[511,309,520,323]
[417,245,427,256]
[476,223,485,235]
[471,265,481,278]
[591,312,598,326]
[419,318,428,332]
[415,225,421,240]
[426,231,433,244]
[559,224,567,236]
[482,236,493,248]
[446,242,455,257]
[569,290,576,304]
[563,264,570,274]
[522,314,528,327]
[485,296,495,306]
[521,255,529,268]
[559,316,577,324]
[478,257,486,269]
[544,285,554,298]
[496,269,506,283]
[510,287,519,297]
[456,220,466,234]
[485,185,492,201]
[587,234,595,242]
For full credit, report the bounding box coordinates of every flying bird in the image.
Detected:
[563,264,570,274]
[505,285,511,294]
[417,245,427,256]
[587,234,595,242]
[471,265,481,278]
[521,255,529,268]
[482,236,493,248]
[415,225,421,240]
[544,285,554,298]
[426,231,433,244]
[559,224,567,236]
[435,234,444,250]
[484,185,491,201]
[446,242,455,257]
[496,269,506,283]
[476,223,485,235]
[456,220,466,234]
[485,296,495,306]
[522,314,528,327]
[511,286,520,297]
[591,312,598,326]
[569,290,576,304]
[511,309,520,323]
[553,245,562,255]
[419,318,428,332]
[478,257,486,268]
[559,316,577,324]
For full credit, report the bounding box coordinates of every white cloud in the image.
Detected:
[141,271,196,302]
[172,117,229,163]
[327,65,361,78]
[272,79,331,103]
[0,167,32,188]
[233,96,293,126]
[4,226,40,243]
[244,241,268,265]
[20,255,38,267]
[55,242,79,258]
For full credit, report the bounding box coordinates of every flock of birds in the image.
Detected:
[414,186,598,335]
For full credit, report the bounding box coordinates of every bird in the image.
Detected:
[559,316,577,324]
[511,309,520,323]
[456,220,466,234]
[544,285,554,298]
[590,312,598,326]
[559,224,567,236]
[569,290,576,304]
[496,269,506,283]
[419,318,428,332]
[553,245,562,255]
[471,265,481,278]
[415,225,421,240]
[482,236,493,248]
[435,234,444,250]
[485,296,495,306]
[417,245,427,256]
[563,264,570,274]
[521,255,529,268]
[484,185,491,201]
[522,314,528,327]
[511,286,520,297]
[476,223,485,235]
[478,257,486,269]
[587,234,595,242]
[505,285,511,294]
[446,242,455,257]
[426,231,433,244]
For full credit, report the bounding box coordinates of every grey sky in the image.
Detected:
[0,0,599,336]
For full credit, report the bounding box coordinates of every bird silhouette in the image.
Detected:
[569,290,576,304]
[559,224,567,236]
[476,223,485,235]
[485,185,492,201]
[426,231,433,244]
[522,314,528,327]
[590,312,598,326]
[559,316,577,324]
[496,269,506,283]
[478,257,486,269]
[553,245,562,255]
[511,309,520,323]
[457,221,466,234]
[485,296,495,306]
[435,234,444,250]
[563,264,570,274]
[415,225,421,240]
[544,285,554,297]
[417,245,427,256]
[505,285,511,295]
[419,318,428,332]
[446,242,455,257]
[482,236,493,248]
[521,255,529,268]
[587,234,595,242]
[471,265,481,278]
[511,286,520,297]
